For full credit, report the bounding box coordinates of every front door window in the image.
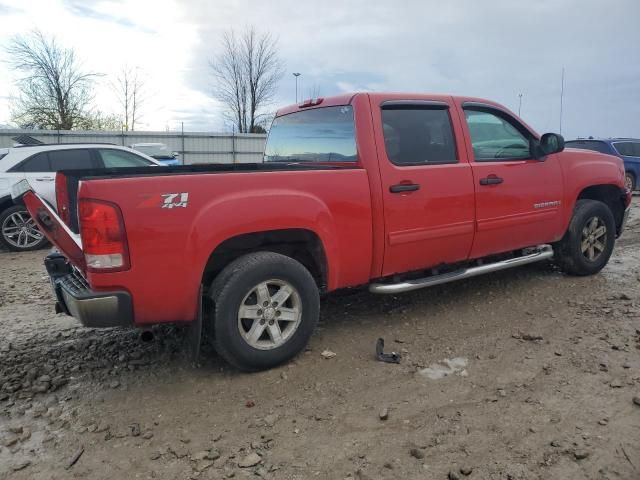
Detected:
[464,109,531,161]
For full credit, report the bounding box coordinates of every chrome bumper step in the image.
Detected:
[369,245,554,294]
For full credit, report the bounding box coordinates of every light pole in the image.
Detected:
[293,72,301,103]
[518,93,523,117]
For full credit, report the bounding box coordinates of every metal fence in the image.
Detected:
[0,129,267,164]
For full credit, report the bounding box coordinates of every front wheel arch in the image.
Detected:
[555,199,615,276]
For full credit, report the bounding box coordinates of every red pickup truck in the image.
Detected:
[14,93,631,371]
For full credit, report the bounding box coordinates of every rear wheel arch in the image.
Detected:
[201,228,329,293]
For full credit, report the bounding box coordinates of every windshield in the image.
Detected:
[264,106,357,163]
[131,144,176,159]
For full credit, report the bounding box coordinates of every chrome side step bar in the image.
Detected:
[369,245,554,294]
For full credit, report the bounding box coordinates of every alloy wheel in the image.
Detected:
[237,279,302,350]
[580,216,607,262]
[1,211,44,249]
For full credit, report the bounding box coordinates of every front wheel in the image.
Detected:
[208,252,320,371]
[555,199,615,276]
[0,205,48,252]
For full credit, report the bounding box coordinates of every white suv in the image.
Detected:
[0,144,161,251]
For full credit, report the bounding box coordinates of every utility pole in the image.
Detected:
[293,72,301,103]
[518,93,523,117]
[559,67,565,135]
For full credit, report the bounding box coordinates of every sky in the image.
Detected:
[0,0,638,139]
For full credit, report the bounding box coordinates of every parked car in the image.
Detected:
[130,143,182,166]
[565,138,640,191]
[15,93,631,371]
[0,144,161,251]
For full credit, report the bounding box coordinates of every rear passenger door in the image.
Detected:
[372,98,476,276]
[18,152,55,206]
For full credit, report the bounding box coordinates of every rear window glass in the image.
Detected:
[264,106,357,163]
[382,106,457,165]
[565,141,611,154]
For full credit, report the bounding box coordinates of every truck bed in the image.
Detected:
[60,162,355,232]
[54,164,373,324]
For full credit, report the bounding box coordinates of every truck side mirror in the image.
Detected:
[539,133,565,156]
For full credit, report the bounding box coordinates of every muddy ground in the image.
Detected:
[1,199,640,480]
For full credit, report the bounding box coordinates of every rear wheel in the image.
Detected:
[555,199,615,276]
[208,252,320,371]
[0,206,48,252]
[624,172,635,191]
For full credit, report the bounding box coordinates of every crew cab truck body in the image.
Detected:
[15,92,631,371]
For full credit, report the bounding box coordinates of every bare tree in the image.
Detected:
[76,110,122,131]
[6,30,99,130]
[210,27,284,133]
[113,65,145,131]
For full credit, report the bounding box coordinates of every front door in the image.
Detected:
[372,97,476,276]
[460,105,564,259]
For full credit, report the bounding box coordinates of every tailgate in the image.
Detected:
[13,180,85,269]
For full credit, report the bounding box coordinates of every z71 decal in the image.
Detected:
[161,193,189,209]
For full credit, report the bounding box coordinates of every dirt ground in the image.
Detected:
[1,199,640,480]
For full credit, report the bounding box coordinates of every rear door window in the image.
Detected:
[264,106,357,163]
[48,149,93,170]
[98,149,156,167]
[614,142,635,156]
[381,105,457,165]
[20,152,51,172]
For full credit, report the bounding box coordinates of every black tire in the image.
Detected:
[0,205,48,252]
[625,171,636,192]
[555,199,615,276]
[208,252,320,371]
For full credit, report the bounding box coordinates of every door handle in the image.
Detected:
[35,177,54,182]
[479,176,504,186]
[390,183,420,193]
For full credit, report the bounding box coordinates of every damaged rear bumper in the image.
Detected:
[45,253,133,328]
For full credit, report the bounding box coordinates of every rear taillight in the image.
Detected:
[79,199,130,271]
[55,173,70,225]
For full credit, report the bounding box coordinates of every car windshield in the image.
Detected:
[132,144,175,159]
[264,106,357,163]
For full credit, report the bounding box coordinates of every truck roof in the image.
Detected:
[275,92,506,117]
